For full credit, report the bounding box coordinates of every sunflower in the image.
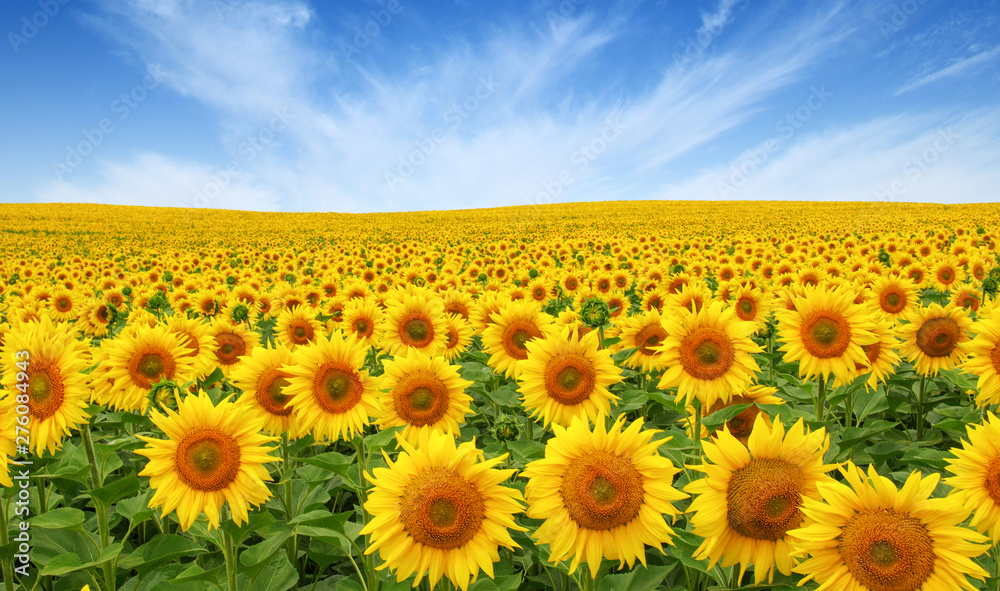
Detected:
[931,257,965,292]
[376,352,473,444]
[775,285,878,385]
[655,301,761,409]
[166,315,218,379]
[283,334,380,442]
[275,306,323,350]
[134,391,279,531]
[47,288,80,323]
[0,396,17,487]
[944,412,1000,544]
[383,292,448,358]
[605,290,630,319]
[611,309,667,373]
[96,324,196,413]
[360,428,525,591]
[833,312,902,391]
[789,462,989,591]
[208,318,257,378]
[442,314,473,361]
[868,275,917,321]
[692,384,784,444]
[0,317,92,455]
[726,285,774,334]
[897,303,972,376]
[342,298,385,348]
[952,287,983,312]
[686,417,833,584]
[469,292,506,335]
[961,314,1000,406]
[517,328,621,428]
[481,301,555,379]
[522,416,687,578]
[231,344,299,438]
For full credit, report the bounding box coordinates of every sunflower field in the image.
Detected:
[3,200,1000,591]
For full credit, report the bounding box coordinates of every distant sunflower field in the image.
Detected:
[3,200,1000,591]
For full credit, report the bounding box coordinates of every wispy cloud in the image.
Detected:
[39,1,995,213]
[896,45,1000,95]
[698,0,744,36]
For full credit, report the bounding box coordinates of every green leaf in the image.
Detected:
[901,447,951,470]
[481,387,522,408]
[90,472,141,506]
[505,440,546,465]
[597,564,675,591]
[117,490,155,526]
[853,385,889,422]
[38,553,85,577]
[615,389,647,412]
[611,346,639,364]
[837,419,897,448]
[701,404,752,431]
[246,552,299,591]
[31,507,85,530]
[117,534,207,575]
[363,426,404,451]
[298,451,353,476]
[241,524,294,568]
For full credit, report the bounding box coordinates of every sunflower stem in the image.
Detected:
[222,527,238,591]
[1,494,15,591]
[354,435,379,591]
[767,330,774,386]
[816,374,827,422]
[281,435,299,572]
[916,374,926,440]
[83,423,117,591]
[691,398,703,457]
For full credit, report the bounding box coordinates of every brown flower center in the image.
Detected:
[393,371,450,426]
[543,353,596,405]
[215,332,246,365]
[27,360,66,421]
[679,327,735,380]
[915,317,961,358]
[560,450,644,530]
[313,363,363,414]
[838,509,934,591]
[175,429,242,491]
[726,458,803,540]
[256,369,293,417]
[400,468,485,549]
[801,312,851,358]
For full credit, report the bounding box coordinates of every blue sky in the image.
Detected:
[1,0,998,213]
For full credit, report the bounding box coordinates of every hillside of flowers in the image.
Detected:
[2,200,1000,591]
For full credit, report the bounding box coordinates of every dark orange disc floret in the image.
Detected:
[256,368,294,417]
[837,509,934,591]
[726,458,803,540]
[560,450,644,530]
[679,327,735,380]
[393,371,450,426]
[129,348,175,388]
[400,314,435,348]
[501,320,544,360]
[27,359,66,421]
[915,317,960,358]
[801,312,851,359]
[215,332,247,366]
[175,428,242,491]
[313,362,363,414]
[400,468,485,549]
[543,353,596,405]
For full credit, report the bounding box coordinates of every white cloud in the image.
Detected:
[39,1,994,213]
[646,109,1000,209]
[36,152,282,211]
[896,45,1000,95]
